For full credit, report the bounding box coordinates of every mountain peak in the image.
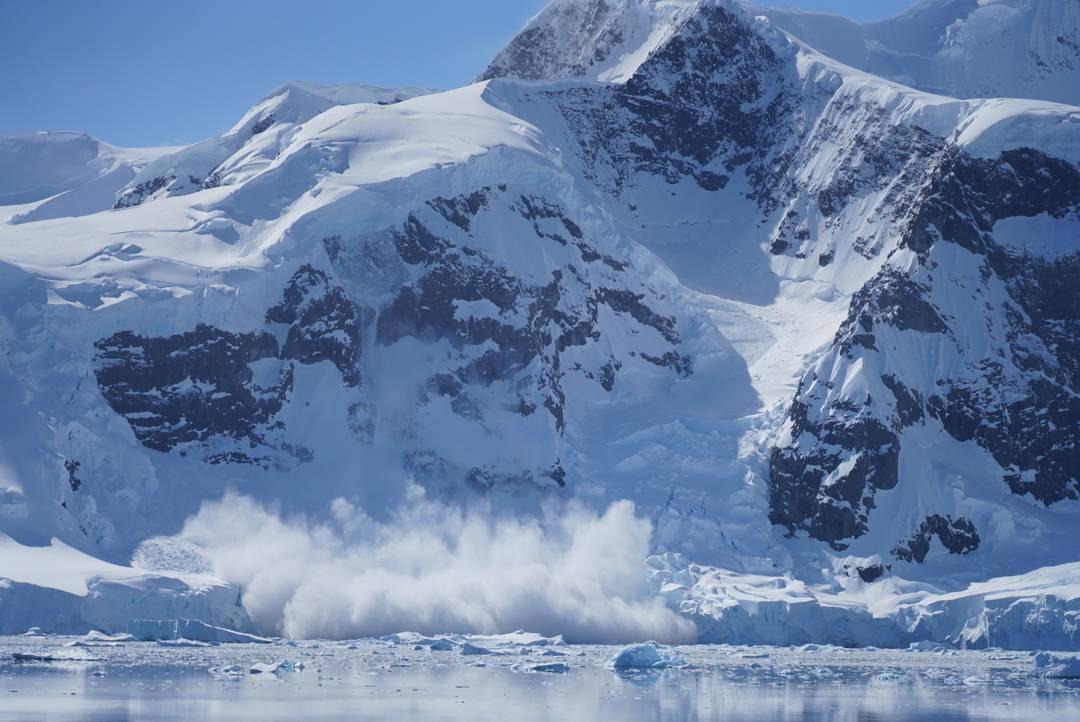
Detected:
[481,0,703,83]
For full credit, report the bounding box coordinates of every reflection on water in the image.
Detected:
[1,640,1078,722]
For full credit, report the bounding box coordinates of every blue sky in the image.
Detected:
[0,0,914,147]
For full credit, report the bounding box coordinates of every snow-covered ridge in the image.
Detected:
[113,81,437,209]
[757,0,1080,106]
[0,132,171,224]
[482,0,701,83]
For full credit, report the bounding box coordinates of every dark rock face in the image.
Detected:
[906,149,1080,507]
[427,189,491,232]
[251,114,275,135]
[893,515,980,563]
[365,187,690,436]
[901,148,1080,259]
[856,563,886,583]
[94,265,361,466]
[841,270,948,345]
[266,265,363,386]
[480,0,628,82]
[320,185,690,489]
[613,4,788,190]
[769,391,900,548]
[540,3,797,195]
[65,460,82,492]
[769,144,1080,551]
[94,324,284,455]
[114,175,170,209]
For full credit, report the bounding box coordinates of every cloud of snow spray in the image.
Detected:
[178,487,697,643]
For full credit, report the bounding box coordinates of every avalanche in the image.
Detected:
[0,0,1078,650]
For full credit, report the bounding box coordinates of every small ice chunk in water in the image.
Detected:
[608,642,681,670]
[68,630,135,647]
[11,651,99,663]
[1032,652,1080,679]
[209,665,244,676]
[461,643,492,656]
[429,639,455,651]
[530,662,570,673]
[249,661,301,675]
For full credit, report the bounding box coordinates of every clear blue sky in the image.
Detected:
[0,0,914,147]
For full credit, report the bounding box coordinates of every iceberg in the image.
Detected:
[608,642,682,670]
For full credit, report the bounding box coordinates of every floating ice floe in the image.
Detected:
[608,642,683,670]
[250,660,303,675]
[10,651,100,663]
[208,664,245,676]
[460,643,492,656]
[461,631,565,648]
[67,630,135,647]
[380,631,564,651]
[529,662,570,674]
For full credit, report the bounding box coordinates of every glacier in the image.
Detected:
[0,0,1078,652]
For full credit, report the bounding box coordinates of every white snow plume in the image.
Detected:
[179,487,697,644]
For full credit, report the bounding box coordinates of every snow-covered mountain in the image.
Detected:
[1,0,1078,647]
[756,0,1080,105]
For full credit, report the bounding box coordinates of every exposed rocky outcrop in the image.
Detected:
[93,265,361,466]
[893,515,980,564]
[769,145,1080,550]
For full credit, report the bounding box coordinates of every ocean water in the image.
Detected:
[2,637,1078,721]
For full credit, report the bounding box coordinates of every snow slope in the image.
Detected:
[0,0,1077,647]
[112,81,436,209]
[757,0,1080,105]
[0,132,171,224]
